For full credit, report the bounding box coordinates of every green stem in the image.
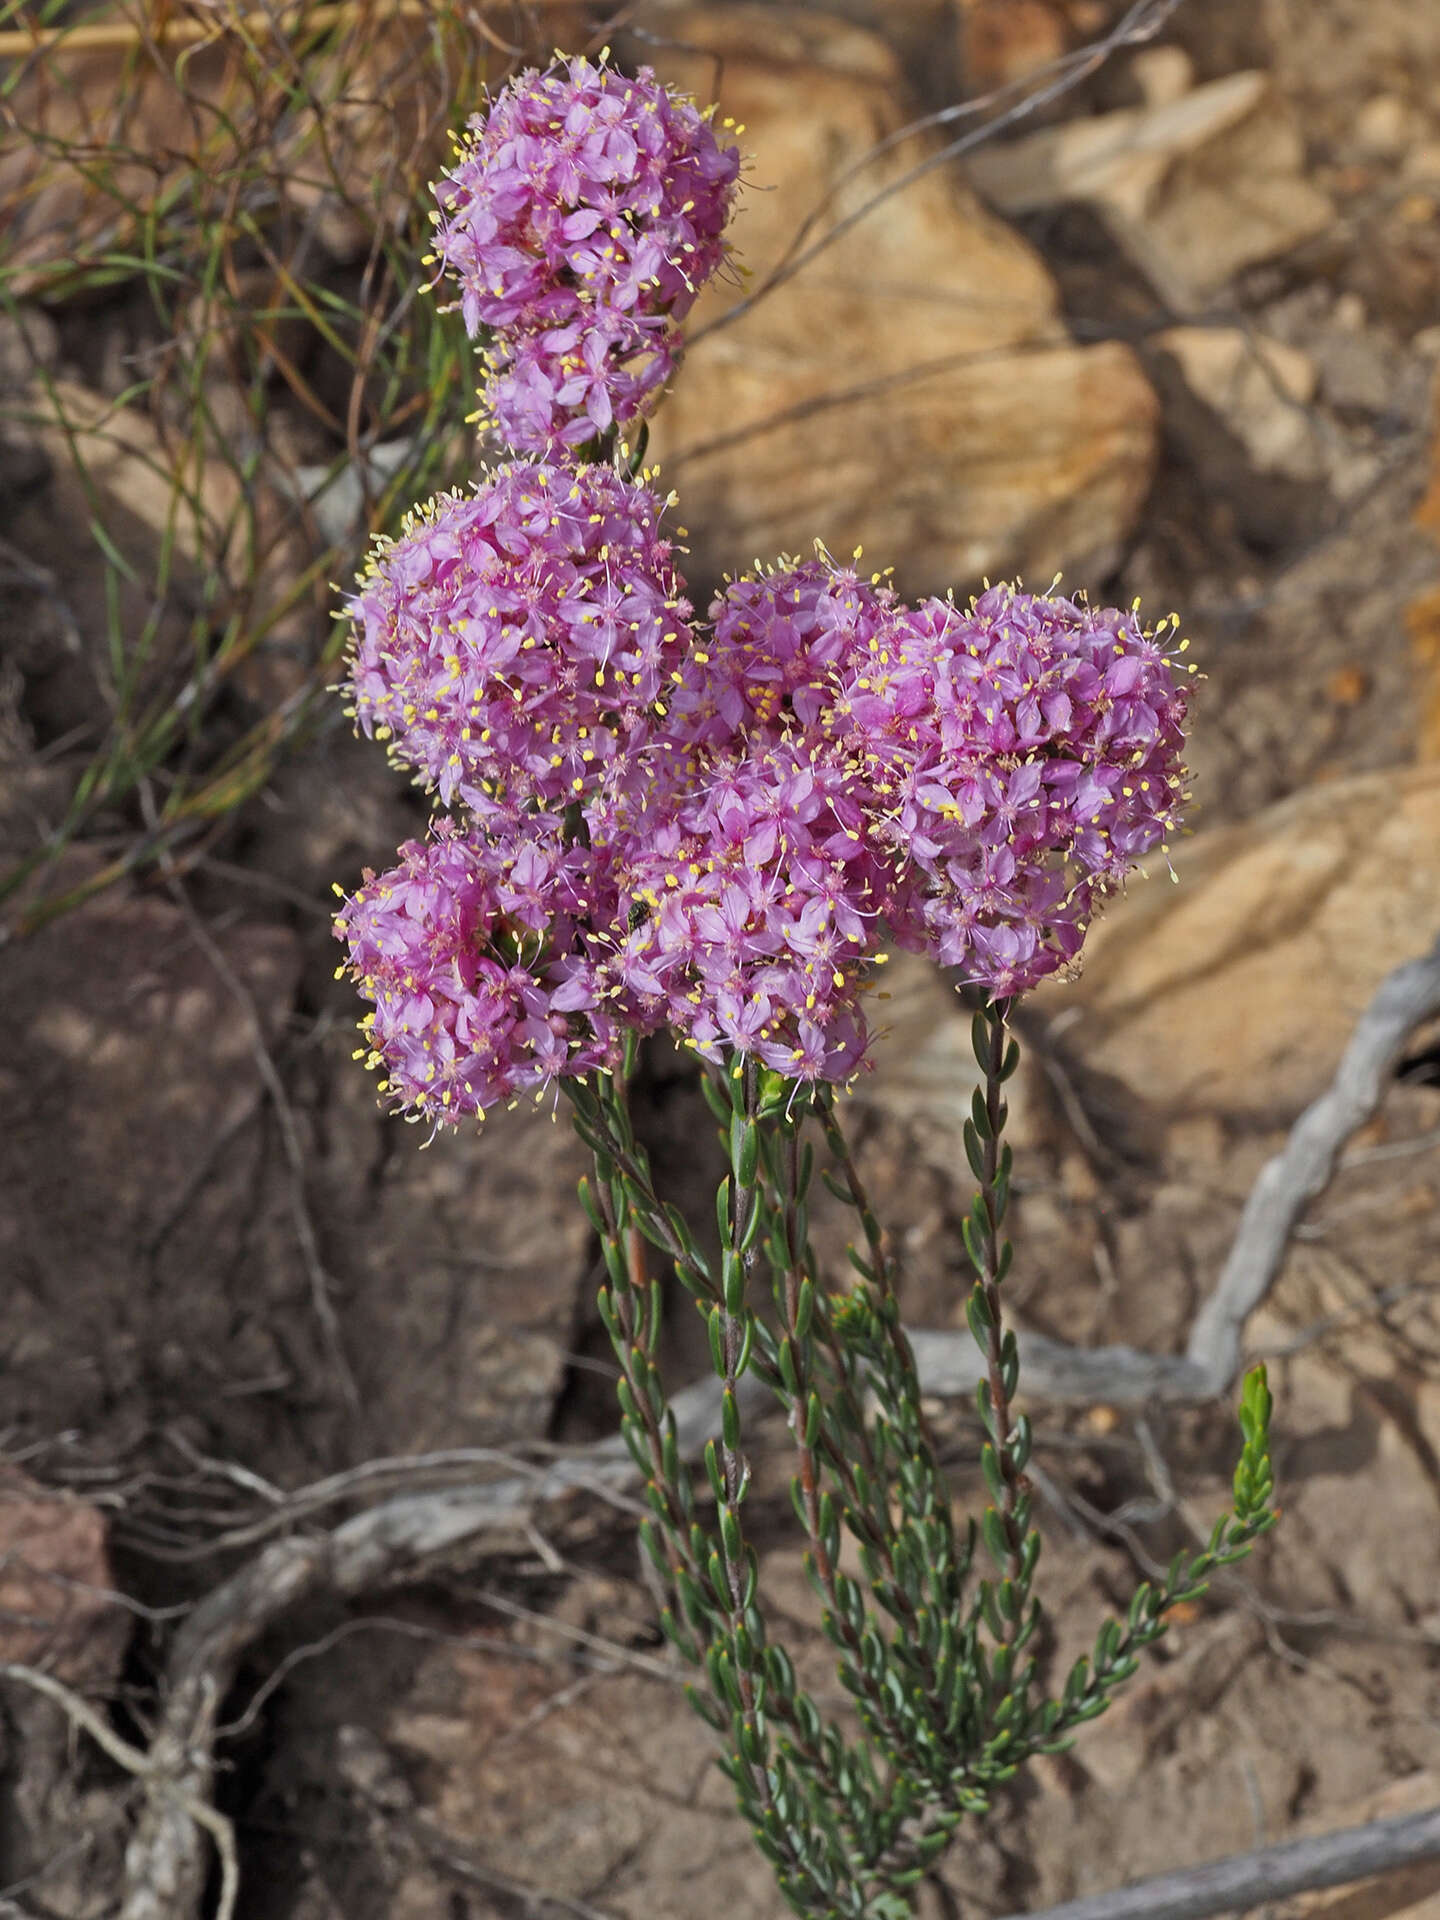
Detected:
[585,1141,702,1606]
[774,1132,922,1768]
[975,999,1026,1609]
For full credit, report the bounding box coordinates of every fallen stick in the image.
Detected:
[0,1664,239,1920]
[114,1369,743,1919]
[993,1800,1440,1920]
[1184,926,1440,1394]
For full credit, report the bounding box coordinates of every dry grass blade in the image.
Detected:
[0,0,591,933]
[0,0,574,60]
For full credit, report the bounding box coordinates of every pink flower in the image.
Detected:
[335,819,622,1127]
[433,57,740,452]
[592,733,899,1080]
[670,558,894,746]
[841,584,1190,994]
[341,503,1191,1100]
[344,460,693,815]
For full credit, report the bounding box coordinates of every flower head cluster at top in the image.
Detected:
[431,54,740,452]
[336,56,1192,1128]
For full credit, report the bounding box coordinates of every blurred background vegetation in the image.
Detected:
[0,0,575,932]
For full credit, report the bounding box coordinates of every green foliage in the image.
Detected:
[567,1015,1279,1918]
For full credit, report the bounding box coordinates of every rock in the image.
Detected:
[1324,664,1372,707]
[1153,326,1321,479]
[32,379,243,574]
[288,436,427,550]
[334,1724,416,1814]
[3,376,311,743]
[398,1652,678,1901]
[956,0,1069,92]
[966,70,1269,219]
[639,6,1158,596]
[0,306,59,388]
[966,70,1334,307]
[1403,142,1440,183]
[1131,45,1195,110]
[313,1007,592,1454]
[1316,329,1403,416]
[0,1470,129,1690]
[382,1642,805,1918]
[1410,581,1440,764]
[1408,385,1440,762]
[1076,1611,1266,1789]
[1351,93,1424,161]
[1038,764,1440,1118]
[0,872,307,1450]
[0,837,588,1469]
[738,0,959,98]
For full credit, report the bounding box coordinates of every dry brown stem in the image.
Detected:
[0,0,573,60]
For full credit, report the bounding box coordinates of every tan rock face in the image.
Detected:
[33,379,244,575]
[956,0,1069,92]
[1154,325,1322,479]
[860,949,1045,1153]
[966,68,1335,309]
[639,6,1158,596]
[1039,764,1440,1117]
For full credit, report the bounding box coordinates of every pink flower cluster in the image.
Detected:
[338,471,1191,1124]
[432,57,740,452]
[337,57,1189,1125]
[592,733,895,1079]
[338,820,622,1120]
[837,583,1192,996]
[346,460,692,815]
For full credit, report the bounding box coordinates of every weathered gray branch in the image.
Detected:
[115,1369,742,1918]
[1184,927,1440,1393]
[994,1800,1440,1920]
[0,1664,238,1920]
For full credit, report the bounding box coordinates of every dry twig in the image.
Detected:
[113,1368,738,1916]
[0,0,574,60]
[992,1801,1440,1920]
[1185,927,1440,1393]
[0,1664,238,1920]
